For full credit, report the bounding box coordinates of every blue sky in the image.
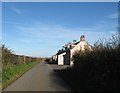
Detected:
[2,2,118,57]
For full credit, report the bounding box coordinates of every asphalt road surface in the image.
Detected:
[4,62,71,91]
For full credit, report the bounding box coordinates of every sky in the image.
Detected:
[2,2,118,57]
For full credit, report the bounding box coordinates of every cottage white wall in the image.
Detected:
[58,52,66,65]
[70,41,89,65]
[71,41,87,56]
[52,55,57,61]
[88,45,93,51]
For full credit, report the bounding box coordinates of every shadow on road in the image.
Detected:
[45,61,73,91]
[49,69,72,91]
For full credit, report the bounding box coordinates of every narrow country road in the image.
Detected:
[3,62,71,91]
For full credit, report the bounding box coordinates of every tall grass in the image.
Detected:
[56,32,120,91]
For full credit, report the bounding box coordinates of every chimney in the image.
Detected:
[80,35,85,41]
[73,40,77,44]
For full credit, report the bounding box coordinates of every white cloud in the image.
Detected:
[18,38,33,44]
[108,12,118,19]
[3,21,26,25]
[15,20,117,46]
[4,20,116,57]
[11,7,23,15]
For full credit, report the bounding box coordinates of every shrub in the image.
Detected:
[57,32,120,91]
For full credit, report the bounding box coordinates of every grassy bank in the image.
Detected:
[0,72,1,91]
[2,62,39,89]
[1,44,44,89]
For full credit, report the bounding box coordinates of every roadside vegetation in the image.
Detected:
[0,45,2,91]
[55,32,120,91]
[2,62,39,89]
[1,45,44,89]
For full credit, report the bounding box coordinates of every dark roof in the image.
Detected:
[73,41,80,45]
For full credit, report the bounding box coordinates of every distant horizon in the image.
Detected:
[2,2,118,57]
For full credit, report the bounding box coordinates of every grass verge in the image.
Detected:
[2,62,39,89]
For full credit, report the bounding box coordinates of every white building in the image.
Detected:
[58,52,66,65]
[52,54,57,61]
[57,35,92,65]
[70,35,92,65]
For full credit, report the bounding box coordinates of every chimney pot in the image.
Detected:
[80,35,85,41]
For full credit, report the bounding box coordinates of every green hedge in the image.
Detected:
[1,45,43,66]
[56,33,120,91]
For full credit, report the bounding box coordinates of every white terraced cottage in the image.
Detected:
[53,35,92,65]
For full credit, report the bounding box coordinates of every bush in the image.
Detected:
[57,32,120,91]
[72,46,120,91]
[1,44,42,66]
